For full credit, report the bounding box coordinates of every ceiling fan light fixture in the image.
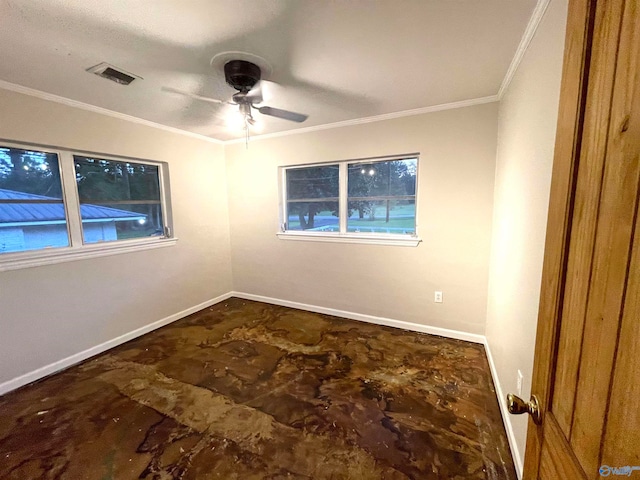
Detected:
[248,117,264,133]
[226,110,246,130]
[163,52,307,144]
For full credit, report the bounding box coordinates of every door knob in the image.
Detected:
[507,393,542,425]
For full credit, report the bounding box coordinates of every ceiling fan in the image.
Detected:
[163,59,309,130]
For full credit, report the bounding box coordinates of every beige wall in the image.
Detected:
[485,0,567,470]
[0,89,233,385]
[0,13,568,473]
[225,103,498,334]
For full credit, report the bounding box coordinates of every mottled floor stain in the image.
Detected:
[0,298,516,479]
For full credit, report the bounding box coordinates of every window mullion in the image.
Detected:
[339,163,347,234]
[59,151,83,247]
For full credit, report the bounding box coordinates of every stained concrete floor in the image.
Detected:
[0,298,516,479]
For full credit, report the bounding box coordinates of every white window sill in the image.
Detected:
[0,237,178,272]
[276,231,421,247]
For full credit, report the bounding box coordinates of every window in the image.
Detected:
[347,159,417,235]
[0,142,174,271]
[280,155,420,246]
[286,164,339,232]
[75,156,164,243]
[0,146,68,254]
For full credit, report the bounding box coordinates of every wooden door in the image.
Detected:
[523,0,640,478]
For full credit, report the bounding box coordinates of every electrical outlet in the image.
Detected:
[434,291,443,303]
[517,370,523,396]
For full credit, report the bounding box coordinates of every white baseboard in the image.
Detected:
[0,292,233,396]
[483,339,523,479]
[231,291,485,344]
[235,292,522,474]
[0,289,520,478]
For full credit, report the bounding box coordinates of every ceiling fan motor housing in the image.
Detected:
[224,60,261,92]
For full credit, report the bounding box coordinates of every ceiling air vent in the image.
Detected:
[86,62,141,85]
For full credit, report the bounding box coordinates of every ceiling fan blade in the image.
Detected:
[245,82,264,104]
[257,106,308,123]
[245,79,278,104]
[161,86,229,105]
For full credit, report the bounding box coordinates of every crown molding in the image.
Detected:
[223,95,499,145]
[498,0,552,99]
[0,1,545,147]
[0,81,499,147]
[0,79,223,145]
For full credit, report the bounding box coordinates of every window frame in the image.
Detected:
[278,154,421,247]
[0,140,175,272]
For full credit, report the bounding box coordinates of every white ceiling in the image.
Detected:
[0,0,538,142]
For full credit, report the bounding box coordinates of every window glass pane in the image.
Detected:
[347,158,417,235]
[0,146,69,254]
[286,165,339,230]
[74,156,163,244]
[347,199,416,234]
[286,201,339,231]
